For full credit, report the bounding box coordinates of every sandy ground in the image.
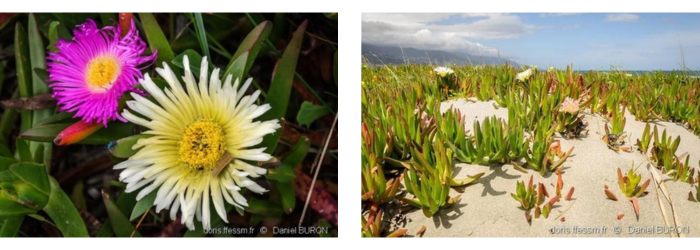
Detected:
[398,98,700,237]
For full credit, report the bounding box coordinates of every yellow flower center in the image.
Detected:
[178,119,226,171]
[86,56,120,91]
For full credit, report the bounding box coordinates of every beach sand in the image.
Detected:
[398,98,700,237]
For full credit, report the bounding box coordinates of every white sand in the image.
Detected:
[400,99,700,237]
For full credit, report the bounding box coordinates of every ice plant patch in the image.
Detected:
[114,56,280,230]
[46,19,156,126]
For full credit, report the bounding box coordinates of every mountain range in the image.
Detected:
[362,43,520,67]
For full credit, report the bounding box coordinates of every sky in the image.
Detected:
[361,13,700,70]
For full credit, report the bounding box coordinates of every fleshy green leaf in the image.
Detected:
[28,13,51,127]
[109,134,151,158]
[102,190,141,237]
[32,68,49,83]
[0,215,24,237]
[14,22,32,133]
[268,137,308,183]
[0,145,12,158]
[96,189,139,237]
[259,20,307,153]
[139,13,174,66]
[34,112,77,126]
[47,21,60,52]
[222,52,248,85]
[15,139,31,162]
[297,101,331,127]
[43,177,89,237]
[283,136,309,167]
[265,169,296,183]
[0,156,18,171]
[278,182,295,214]
[244,197,283,217]
[129,191,156,221]
[171,49,204,78]
[28,14,53,164]
[9,162,50,195]
[193,13,211,63]
[229,21,272,75]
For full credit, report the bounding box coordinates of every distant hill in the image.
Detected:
[362,43,520,67]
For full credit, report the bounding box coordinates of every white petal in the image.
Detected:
[125,178,151,193]
[235,148,272,161]
[229,189,248,207]
[210,180,228,223]
[202,184,211,229]
[122,109,150,127]
[113,159,150,170]
[169,197,180,221]
[244,181,267,194]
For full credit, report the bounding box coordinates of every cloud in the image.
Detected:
[606,14,639,22]
[539,13,580,17]
[361,13,537,56]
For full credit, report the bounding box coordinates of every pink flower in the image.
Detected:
[47,19,156,126]
[560,97,580,114]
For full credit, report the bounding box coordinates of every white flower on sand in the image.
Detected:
[114,56,280,230]
[433,67,454,77]
[516,68,534,82]
[560,97,580,114]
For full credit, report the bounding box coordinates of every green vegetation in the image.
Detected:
[362,62,700,236]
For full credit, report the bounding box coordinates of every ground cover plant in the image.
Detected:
[361,61,700,237]
[0,13,338,237]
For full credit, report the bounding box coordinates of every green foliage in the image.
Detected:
[102,191,141,237]
[651,125,681,172]
[1,13,336,237]
[610,105,627,135]
[511,176,536,210]
[523,116,572,176]
[361,123,401,204]
[44,177,89,237]
[636,123,652,154]
[0,158,87,237]
[297,101,331,127]
[139,13,174,66]
[449,115,511,165]
[617,166,650,198]
[259,20,307,154]
[402,141,463,218]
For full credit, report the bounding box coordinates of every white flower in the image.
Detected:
[433,66,454,77]
[516,68,534,82]
[114,56,280,230]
